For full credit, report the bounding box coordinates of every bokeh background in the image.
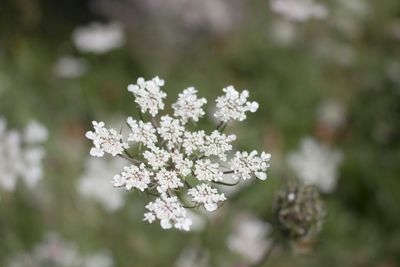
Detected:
[1,0,400,266]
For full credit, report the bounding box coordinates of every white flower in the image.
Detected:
[72,21,125,54]
[0,117,47,192]
[126,116,157,148]
[194,159,223,182]
[175,246,210,267]
[53,56,88,79]
[85,121,128,157]
[143,147,170,170]
[157,115,185,149]
[203,130,236,161]
[144,194,192,231]
[113,163,153,192]
[83,251,114,267]
[188,184,226,211]
[227,214,272,264]
[155,169,184,193]
[270,0,328,22]
[182,130,206,155]
[23,120,48,144]
[6,233,114,267]
[214,86,259,122]
[172,87,207,123]
[287,137,343,193]
[78,157,126,212]
[230,151,271,181]
[85,77,272,231]
[128,76,166,117]
[171,152,193,177]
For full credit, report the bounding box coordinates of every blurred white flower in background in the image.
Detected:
[287,137,343,193]
[6,233,114,267]
[175,246,210,267]
[227,213,273,264]
[316,100,347,131]
[53,56,88,79]
[270,0,328,22]
[77,157,126,212]
[72,22,125,54]
[269,19,297,46]
[0,118,48,191]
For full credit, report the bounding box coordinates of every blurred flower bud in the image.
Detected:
[274,181,325,249]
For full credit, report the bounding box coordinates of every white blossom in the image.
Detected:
[230,151,271,181]
[143,147,170,170]
[227,214,272,264]
[72,21,125,54]
[113,163,153,191]
[203,130,236,161]
[85,121,128,157]
[78,157,126,212]
[144,194,192,231]
[53,56,88,79]
[128,76,166,117]
[270,0,328,22]
[194,159,223,182]
[287,137,343,193]
[85,77,271,231]
[24,120,49,144]
[155,169,184,193]
[171,152,193,177]
[182,130,206,155]
[0,117,47,192]
[188,184,226,212]
[172,87,207,123]
[214,86,259,122]
[175,246,210,267]
[6,233,114,267]
[157,115,185,149]
[126,116,157,148]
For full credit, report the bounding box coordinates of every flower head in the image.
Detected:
[85,76,271,231]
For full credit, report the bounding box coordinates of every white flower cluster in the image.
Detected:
[72,22,125,54]
[287,137,343,193]
[214,86,259,122]
[6,233,114,267]
[85,76,271,231]
[270,0,328,22]
[231,151,271,181]
[0,118,48,192]
[128,76,166,117]
[85,121,128,157]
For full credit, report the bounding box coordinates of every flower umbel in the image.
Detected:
[85,76,271,231]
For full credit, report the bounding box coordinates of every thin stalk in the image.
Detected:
[212,180,239,186]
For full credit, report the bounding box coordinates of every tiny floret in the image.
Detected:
[113,163,153,191]
[126,117,157,148]
[128,76,166,117]
[144,194,192,231]
[230,151,272,181]
[85,121,128,157]
[194,159,223,182]
[214,86,259,122]
[188,184,226,211]
[172,87,207,123]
